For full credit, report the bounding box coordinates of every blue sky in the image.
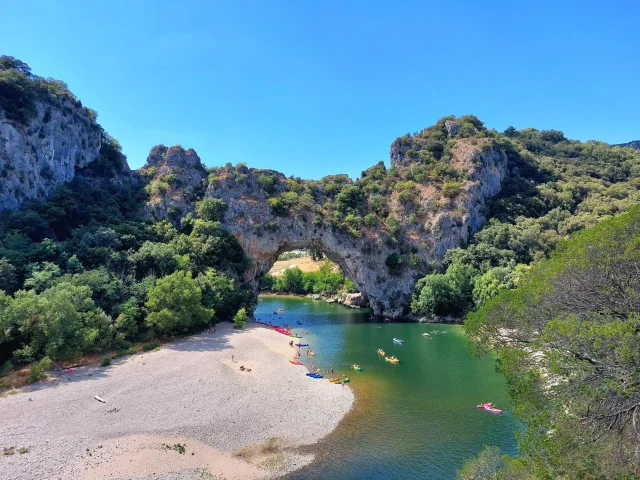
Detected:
[2,0,639,179]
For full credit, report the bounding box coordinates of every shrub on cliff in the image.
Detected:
[196,198,227,222]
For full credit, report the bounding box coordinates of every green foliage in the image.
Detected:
[233,307,247,329]
[385,253,404,275]
[195,198,227,222]
[264,259,353,296]
[28,356,52,383]
[0,161,253,365]
[100,355,111,367]
[145,271,213,335]
[0,56,89,126]
[257,174,277,195]
[441,181,461,198]
[464,207,640,478]
[142,341,160,352]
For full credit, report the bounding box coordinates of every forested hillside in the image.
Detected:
[411,122,640,319]
[461,206,640,478]
[0,57,255,373]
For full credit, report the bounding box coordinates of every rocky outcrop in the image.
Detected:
[0,99,102,210]
[143,145,207,220]
[339,292,367,308]
[445,120,460,135]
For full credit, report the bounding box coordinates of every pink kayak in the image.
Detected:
[477,402,502,414]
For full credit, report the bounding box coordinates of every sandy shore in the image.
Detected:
[0,323,354,480]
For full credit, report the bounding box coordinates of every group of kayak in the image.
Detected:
[260,315,352,385]
[377,349,400,364]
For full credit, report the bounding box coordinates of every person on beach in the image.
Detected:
[232,355,235,362]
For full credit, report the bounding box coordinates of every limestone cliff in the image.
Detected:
[0,99,104,210]
[143,117,508,318]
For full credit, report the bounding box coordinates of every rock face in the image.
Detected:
[0,100,102,210]
[143,145,207,220]
[445,120,460,135]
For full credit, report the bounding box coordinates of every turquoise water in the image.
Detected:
[256,296,519,480]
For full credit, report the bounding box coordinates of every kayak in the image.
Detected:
[289,359,303,365]
[341,377,351,384]
[353,364,362,371]
[377,349,386,356]
[295,343,309,347]
[328,377,341,383]
[393,338,404,344]
[477,402,502,414]
[308,351,315,356]
[385,356,399,364]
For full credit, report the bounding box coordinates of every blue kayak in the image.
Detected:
[296,343,309,347]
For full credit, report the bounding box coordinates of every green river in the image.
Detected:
[256,295,519,479]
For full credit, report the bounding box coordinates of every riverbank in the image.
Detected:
[0,322,354,480]
[260,291,369,309]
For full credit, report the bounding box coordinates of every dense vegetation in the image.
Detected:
[0,147,254,369]
[261,259,356,296]
[460,207,640,479]
[411,119,640,319]
[0,55,98,125]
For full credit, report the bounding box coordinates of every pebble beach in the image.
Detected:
[0,322,354,479]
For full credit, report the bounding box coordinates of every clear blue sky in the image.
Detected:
[2,0,639,179]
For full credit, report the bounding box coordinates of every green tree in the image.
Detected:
[233,307,247,329]
[277,267,304,293]
[465,207,640,478]
[410,274,454,318]
[0,259,18,294]
[5,283,113,361]
[145,271,213,335]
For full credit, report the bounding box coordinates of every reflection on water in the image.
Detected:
[256,295,519,480]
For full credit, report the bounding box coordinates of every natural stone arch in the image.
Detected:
[205,156,507,318]
[143,122,509,318]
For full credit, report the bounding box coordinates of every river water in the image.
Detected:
[255,295,519,479]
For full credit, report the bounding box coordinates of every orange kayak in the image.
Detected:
[289,359,303,365]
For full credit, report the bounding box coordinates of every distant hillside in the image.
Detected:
[615,139,640,151]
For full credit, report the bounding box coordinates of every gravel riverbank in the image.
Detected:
[0,322,354,479]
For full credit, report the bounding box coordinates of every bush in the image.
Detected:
[442,181,461,198]
[385,253,404,275]
[100,355,111,367]
[28,357,52,383]
[233,307,247,329]
[142,341,160,352]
